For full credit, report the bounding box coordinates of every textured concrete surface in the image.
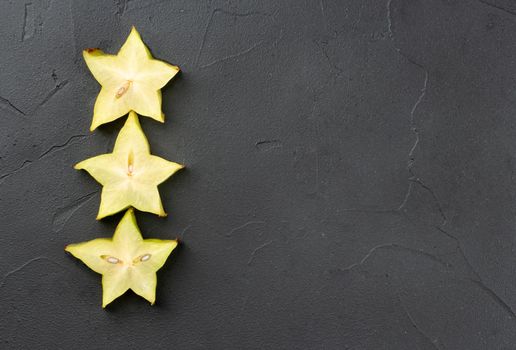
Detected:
[1,0,516,349]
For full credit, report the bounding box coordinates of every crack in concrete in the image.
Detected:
[0,95,26,117]
[434,226,478,276]
[434,226,516,321]
[386,0,448,227]
[319,0,326,31]
[21,2,35,41]
[0,256,68,290]
[341,1,448,224]
[0,134,88,184]
[313,39,344,77]
[392,26,516,308]
[114,0,129,16]
[469,278,516,320]
[52,191,98,232]
[196,8,279,68]
[340,243,450,272]
[201,39,265,68]
[398,292,441,350]
[36,80,69,110]
[255,139,282,151]
[478,0,516,17]
[195,8,216,67]
[225,221,266,237]
[386,0,394,38]
[343,235,516,326]
[179,224,192,240]
[247,240,273,266]
[0,78,69,117]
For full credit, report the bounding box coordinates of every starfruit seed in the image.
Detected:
[140,254,151,262]
[127,150,134,176]
[115,80,132,98]
[101,255,121,264]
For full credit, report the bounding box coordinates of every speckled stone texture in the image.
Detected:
[1,0,516,349]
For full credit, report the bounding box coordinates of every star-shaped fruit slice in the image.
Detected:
[84,26,180,131]
[65,208,178,307]
[75,111,184,219]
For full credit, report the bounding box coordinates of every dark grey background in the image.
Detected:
[1,0,516,349]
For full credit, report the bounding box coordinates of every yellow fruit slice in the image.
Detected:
[83,26,180,131]
[65,208,178,307]
[75,111,184,219]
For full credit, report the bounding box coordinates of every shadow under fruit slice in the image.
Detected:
[65,208,178,308]
[75,111,184,219]
[84,26,180,131]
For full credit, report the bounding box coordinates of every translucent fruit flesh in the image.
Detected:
[83,26,180,130]
[75,111,184,219]
[65,208,178,307]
